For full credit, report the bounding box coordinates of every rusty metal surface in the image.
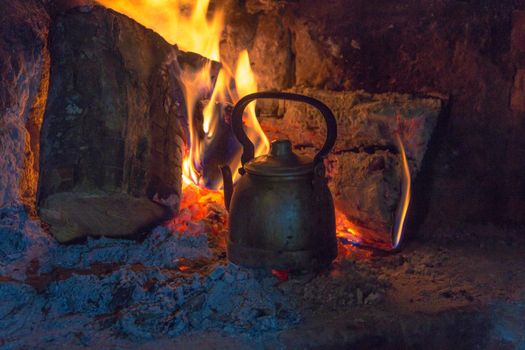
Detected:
[245,139,313,177]
[227,173,337,270]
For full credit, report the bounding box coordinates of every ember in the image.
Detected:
[271,269,289,282]
[167,183,226,238]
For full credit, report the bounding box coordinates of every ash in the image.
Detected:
[0,193,384,349]
[2,201,524,349]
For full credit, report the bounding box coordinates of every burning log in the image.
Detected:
[37,6,214,243]
[261,88,444,249]
[0,0,50,210]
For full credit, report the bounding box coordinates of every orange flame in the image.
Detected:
[99,0,269,189]
[392,133,411,249]
[96,0,223,61]
[234,50,270,157]
[335,129,412,251]
[97,0,410,254]
[178,49,269,189]
[178,61,214,187]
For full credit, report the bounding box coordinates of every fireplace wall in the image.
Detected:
[220,0,525,229]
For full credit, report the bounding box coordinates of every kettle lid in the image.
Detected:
[244,139,314,176]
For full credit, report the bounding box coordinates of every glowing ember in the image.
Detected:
[167,183,226,240]
[271,269,289,282]
[335,208,365,245]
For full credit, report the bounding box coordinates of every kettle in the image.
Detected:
[221,92,338,270]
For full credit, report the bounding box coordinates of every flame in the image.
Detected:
[97,0,410,255]
[233,50,270,161]
[392,133,411,249]
[179,49,269,189]
[100,0,270,189]
[96,0,223,61]
[335,132,412,251]
[169,184,225,235]
[178,61,215,187]
[335,208,363,244]
[202,69,227,138]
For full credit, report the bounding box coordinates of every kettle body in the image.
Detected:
[222,92,338,270]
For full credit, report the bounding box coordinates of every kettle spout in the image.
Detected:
[220,165,233,211]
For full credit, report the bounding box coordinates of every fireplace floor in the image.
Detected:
[151,232,525,350]
[1,193,524,349]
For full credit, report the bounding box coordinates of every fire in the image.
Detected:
[178,60,215,187]
[97,0,223,61]
[202,69,227,137]
[233,51,270,166]
[97,0,410,253]
[177,49,269,189]
[102,0,266,188]
[98,0,268,189]
[168,183,225,236]
[192,50,269,187]
[392,133,411,249]
[335,131,412,251]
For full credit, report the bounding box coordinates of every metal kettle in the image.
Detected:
[221,91,338,270]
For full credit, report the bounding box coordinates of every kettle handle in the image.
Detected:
[231,91,337,169]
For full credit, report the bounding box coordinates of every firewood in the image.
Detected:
[37,6,213,242]
[261,88,443,248]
